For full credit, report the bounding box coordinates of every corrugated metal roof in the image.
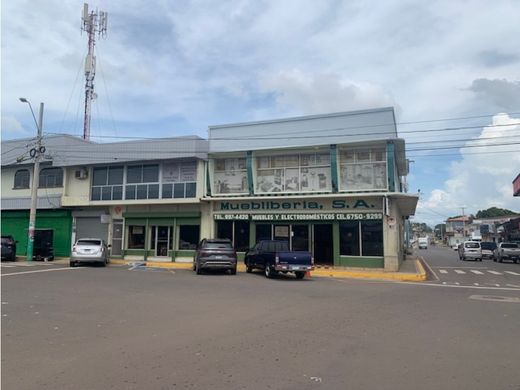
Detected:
[2,134,209,167]
[209,107,398,153]
[1,195,62,210]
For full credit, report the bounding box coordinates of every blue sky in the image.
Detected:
[2,0,520,225]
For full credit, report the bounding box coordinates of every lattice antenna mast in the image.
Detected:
[81,3,108,140]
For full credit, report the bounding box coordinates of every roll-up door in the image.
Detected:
[75,217,109,242]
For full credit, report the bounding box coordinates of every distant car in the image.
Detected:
[70,238,109,267]
[480,242,497,260]
[493,242,520,263]
[458,241,482,261]
[1,235,17,261]
[193,239,237,275]
[418,237,428,250]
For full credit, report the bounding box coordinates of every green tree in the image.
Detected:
[412,222,433,234]
[475,207,518,219]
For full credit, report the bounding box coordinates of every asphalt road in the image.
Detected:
[2,257,520,390]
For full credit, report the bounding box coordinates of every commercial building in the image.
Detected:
[1,107,418,270]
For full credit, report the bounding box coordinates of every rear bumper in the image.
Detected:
[462,253,481,259]
[198,258,237,270]
[500,254,520,260]
[274,264,313,272]
[70,255,105,263]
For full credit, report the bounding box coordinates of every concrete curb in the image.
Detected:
[109,258,427,282]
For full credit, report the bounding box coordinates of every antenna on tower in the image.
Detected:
[81,3,108,140]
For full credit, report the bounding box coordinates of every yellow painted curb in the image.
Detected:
[109,259,427,282]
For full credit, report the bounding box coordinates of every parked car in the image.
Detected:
[493,242,520,263]
[1,235,17,261]
[70,238,109,267]
[193,239,237,275]
[480,242,497,260]
[244,240,313,279]
[458,241,482,261]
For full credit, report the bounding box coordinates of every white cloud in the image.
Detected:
[417,113,520,224]
[1,116,28,136]
[260,69,395,116]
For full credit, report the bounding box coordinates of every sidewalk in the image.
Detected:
[109,258,427,282]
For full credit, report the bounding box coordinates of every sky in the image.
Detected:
[2,0,520,225]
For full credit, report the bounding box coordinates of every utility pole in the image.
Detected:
[19,98,44,262]
[81,3,108,140]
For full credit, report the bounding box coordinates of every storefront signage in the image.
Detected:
[214,213,383,221]
[219,199,377,211]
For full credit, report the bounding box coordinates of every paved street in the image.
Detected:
[419,245,520,289]
[2,257,520,390]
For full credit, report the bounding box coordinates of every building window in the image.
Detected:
[339,220,383,256]
[91,166,124,201]
[128,225,145,249]
[338,148,387,191]
[162,161,197,199]
[256,224,272,243]
[125,164,159,200]
[256,152,331,193]
[216,220,250,252]
[39,167,63,188]
[213,158,248,194]
[178,225,199,250]
[14,169,30,189]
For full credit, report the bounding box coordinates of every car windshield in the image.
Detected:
[501,243,519,248]
[1,237,13,244]
[77,239,102,246]
[480,243,496,250]
[203,242,232,249]
[465,242,480,248]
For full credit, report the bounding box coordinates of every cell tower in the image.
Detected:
[81,3,108,140]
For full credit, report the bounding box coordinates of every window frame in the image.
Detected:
[91,165,124,201]
[338,147,387,192]
[212,157,249,195]
[13,169,30,189]
[39,167,63,188]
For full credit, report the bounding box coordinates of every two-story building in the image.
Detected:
[1,107,418,270]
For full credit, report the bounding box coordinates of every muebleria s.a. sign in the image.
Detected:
[218,199,380,211]
[214,212,383,221]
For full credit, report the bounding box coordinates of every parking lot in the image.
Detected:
[2,255,520,390]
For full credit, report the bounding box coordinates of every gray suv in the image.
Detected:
[193,239,237,275]
[458,241,482,261]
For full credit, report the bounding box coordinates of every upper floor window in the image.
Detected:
[256,152,331,193]
[125,164,159,200]
[39,167,63,188]
[338,148,386,191]
[162,161,197,199]
[213,158,248,195]
[14,169,30,189]
[91,166,124,201]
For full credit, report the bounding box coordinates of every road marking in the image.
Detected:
[455,282,460,285]
[487,270,502,275]
[1,268,83,277]
[470,270,484,275]
[454,270,466,274]
[439,270,448,274]
[469,295,520,303]
[435,266,487,269]
[504,271,520,276]
[473,283,480,286]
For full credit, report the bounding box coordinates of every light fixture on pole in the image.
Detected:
[19,97,44,262]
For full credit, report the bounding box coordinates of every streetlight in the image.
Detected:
[19,97,44,262]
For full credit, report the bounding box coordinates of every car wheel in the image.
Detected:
[230,267,237,275]
[70,261,76,267]
[196,265,202,275]
[295,271,305,279]
[265,264,275,279]
[192,262,196,271]
[498,257,503,263]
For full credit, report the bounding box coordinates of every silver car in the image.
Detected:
[70,238,109,267]
[458,241,482,261]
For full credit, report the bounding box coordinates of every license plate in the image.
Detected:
[214,255,222,259]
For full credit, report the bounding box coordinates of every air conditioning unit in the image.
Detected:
[75,167,89,180]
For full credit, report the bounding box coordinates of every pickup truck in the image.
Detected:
[493,242,520,263]
[244,240,313,279]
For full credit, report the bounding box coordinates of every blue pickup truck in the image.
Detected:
[244,240,313,279]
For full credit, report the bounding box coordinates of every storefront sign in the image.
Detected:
[214,213,383,221]
[218,199,378,211]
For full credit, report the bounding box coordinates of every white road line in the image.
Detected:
[487,270,502,275]
[504,271,520,276]
[1,268,82,277]
[439,270,448,274]
[473,283,480,286]
[470,270,484,275]
[455,282,460,285]
[454,270,466,274]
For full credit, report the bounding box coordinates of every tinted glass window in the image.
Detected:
[234,221,250,252]
[179,225,200,250]
[256,224,271,243]
[217,221,233,241]
[340,221,360,256]
[14,169,30,189]
[1,237,14,244]
[143,165,159,182]
[203,242,233,249]
[361,220,383,256]
[92,167,108,186]
[502,243,518,248]
[274,241,289,252]
[465,242,480,248]
[108,166,124,184]
[127,166,142,183]
[39,168,63,188]
[480,242,496,250]
[77,240,102,246]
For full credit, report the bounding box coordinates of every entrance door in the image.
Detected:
[156,226,170,257]
[111,219,123,256]
[292,225,309,251]
[313,224,333,265]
